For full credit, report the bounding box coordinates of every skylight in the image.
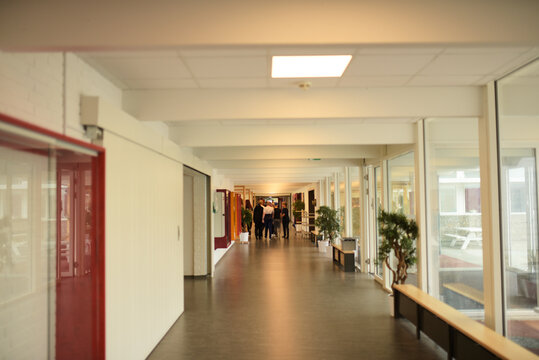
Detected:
[271,55,352,78]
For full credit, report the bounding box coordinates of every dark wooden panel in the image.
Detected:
[421,310,450,351]
[453,331,499,360]
[400,295,418,325]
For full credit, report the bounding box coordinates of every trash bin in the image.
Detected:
[341,237,356,251]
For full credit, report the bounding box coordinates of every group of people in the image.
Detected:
[253,199,290,240]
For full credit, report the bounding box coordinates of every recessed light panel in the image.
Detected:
[272,55,352,78]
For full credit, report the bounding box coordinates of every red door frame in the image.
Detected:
[0,113,106,359]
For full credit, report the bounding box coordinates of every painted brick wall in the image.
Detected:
[0,52,64,133]
[0,51,122,141]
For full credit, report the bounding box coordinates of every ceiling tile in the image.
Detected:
[91,57,192,79]
[407,75,483,86]
[122,78,198,89]
[268,77,340,88]
[420,53,522,75]
[490,49,539,77]
[184,56,267,78]
[198,78,267,88]
[179,48,267,57]
[84,51,180,58]
[356,46,443,55]
[442,46,531,54]
[338,76,410,87]
[346,54,436,76]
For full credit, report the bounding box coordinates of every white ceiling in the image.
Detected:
[78,46,539,194]
[80,46,539,90]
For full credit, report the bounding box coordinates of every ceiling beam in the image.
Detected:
[208,159,362,169]
[194,145,383,160]
[2,1,539,50]
[124,87,482,122]
[172,122,414,146]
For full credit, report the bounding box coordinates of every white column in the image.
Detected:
[415,120,428,291]
[319,179,325,207]
[344,167,352,237]
[325,176,331,207]
[358,165,368,272]
[334,172,339,210]
[478,82,504,333]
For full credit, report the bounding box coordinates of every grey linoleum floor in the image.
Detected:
[147,230,445,360]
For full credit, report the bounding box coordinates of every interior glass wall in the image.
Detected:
[0,134,56,359]
[425,118,484,321]
[330,179,335,209]
[339,172,346,236]
[375,166,384,277]
[351,167,361,237]
[497,59,539,353]
[387,152,416,285]
[0,118,104,359]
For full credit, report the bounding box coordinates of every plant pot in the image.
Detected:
[318,240,329,252]
[326,244,333,258]
[239,232,249,243]
[388,294,395,317]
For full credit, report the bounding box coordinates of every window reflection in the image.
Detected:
[387,152,416,285]
[0,143,55,359]
[497,58,539,354]
[375,166,383,277]
[425,118,484,322]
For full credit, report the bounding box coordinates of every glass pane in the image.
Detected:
[0,139,56,359]
[330,180,335,209]
[388,152,416,285]
[339,173,346,236]
[351,167,361,237]
[497,59,539,354]
[425,118,484,322]
[375,166,384,277]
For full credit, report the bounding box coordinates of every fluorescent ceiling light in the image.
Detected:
[272,55,352,78]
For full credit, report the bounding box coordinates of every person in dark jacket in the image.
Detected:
[253,200,264,240]
[281,202,290,239]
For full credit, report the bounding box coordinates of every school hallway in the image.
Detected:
[147,229,444,360]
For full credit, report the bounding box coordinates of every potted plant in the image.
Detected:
[240,207,252,243]
[315,206,342,255]
[376,209,418,315]
[292,200,305,224]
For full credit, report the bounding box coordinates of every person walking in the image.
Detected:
[281,202,290,239]
[273,203,281,239]
[253,199,264,240]
[263,201,274,240]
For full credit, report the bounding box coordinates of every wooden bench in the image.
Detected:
[393,284,537,360]
[443,283,484,305]
[445,233,482,249]
[331,244,355,272]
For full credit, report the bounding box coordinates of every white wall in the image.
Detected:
[0,52,64,132]
[0,52,122,141]
[0,52,215,360]
[212,169,234,191]
[102,131,183,360]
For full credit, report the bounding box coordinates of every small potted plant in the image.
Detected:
[240,207,252,243]
[292,200,305,224]
[315,206,342,255]
[376,209,418,315]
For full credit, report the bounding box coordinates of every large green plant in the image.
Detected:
[314,206,342,243]
[292,200,305,223]
[241,207,253,232]
[377,209,418,286]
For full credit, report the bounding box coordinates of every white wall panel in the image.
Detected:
[103,131,183,360]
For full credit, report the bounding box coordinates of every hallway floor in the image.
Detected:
[148,230,445,360]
